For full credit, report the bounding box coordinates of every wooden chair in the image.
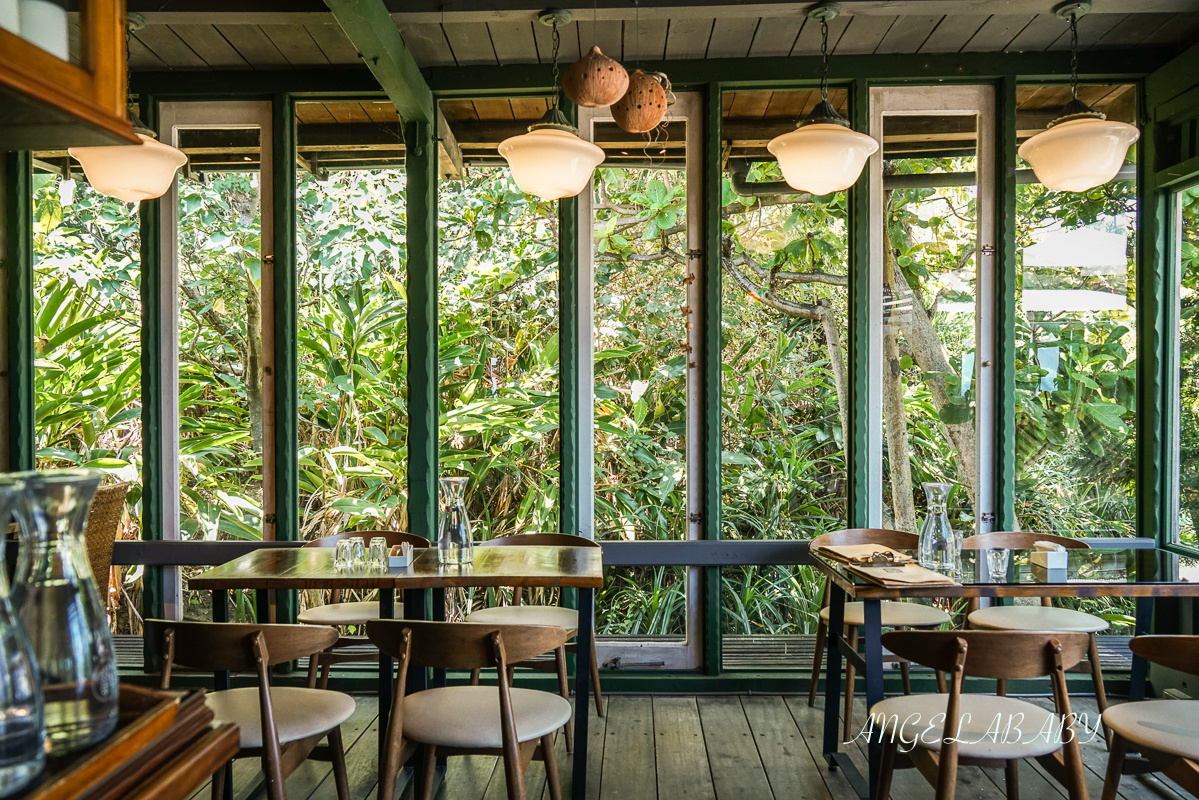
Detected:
[83,481,129,614]
[367,619,572,800]
[298,530,429,688]
[807,528,951,742]
[872,630,1092,800]
[144,620,355,800]
[1101,635,1199,800]
[962,531,1109,728]
[463,533,604,751]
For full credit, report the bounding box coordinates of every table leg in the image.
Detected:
[1130,596,1152,702]
[572,587,594,800]
[404,588,429,791]
[862,598,884,800]
[211,588,233,800]
[823,583,846,766]
[378,588,395,766]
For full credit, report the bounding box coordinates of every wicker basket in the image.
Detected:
[85,482,130,609]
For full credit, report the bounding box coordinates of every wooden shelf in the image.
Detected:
[0,0,139,151]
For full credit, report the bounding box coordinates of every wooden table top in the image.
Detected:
[188,545,604,591]
[812,547,1195,600]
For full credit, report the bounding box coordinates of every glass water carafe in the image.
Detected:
[16,470,117,756]
[917,481,960,577]
[438,476,473,565]
[0,480,44,795]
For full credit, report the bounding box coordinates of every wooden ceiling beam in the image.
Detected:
[320,0,433,123]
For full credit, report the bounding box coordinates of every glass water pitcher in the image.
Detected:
[917,481,960,577]
[438,476,474,565]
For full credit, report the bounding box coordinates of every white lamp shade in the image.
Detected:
[69,134,188,203]
[498,127,605,201]
[1018,117,1140,193]
[767,123,879,195]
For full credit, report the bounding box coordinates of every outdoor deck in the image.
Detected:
[193,692,1188,800]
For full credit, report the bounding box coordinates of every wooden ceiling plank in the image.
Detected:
[215,24,290,68]
[763,89,809,118]
[438,99,478,122]
[1092,12,1175,48]
[727,90,772,119]
[303,21,362,64]
[621,18,669,62]
[322,0,434,123]
[747,15,803,58]
[664,17,714,61]
[508,96,549,121]
[833,14,899,55]
[442,21,498,66]
[1133,12,1199,47]
[167,23,249,69]
[1003,14,1063,52]
[577,18,623,61]
[471,97,516,120]
[917,14,988,53]
[704,16,758,59]
[487,21,537,65]
[1069,12,1130,49]
[791,15,850,55]
[874,15,942,55]
[296,103,337,124]
[136,24,210,69]
[128,33,168,70]
[958,14,1036,53]
[362,101,401,122]
[261,23,330,66]
[395,22,455,66]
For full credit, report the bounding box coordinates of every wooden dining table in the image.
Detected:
[810,545,1195,800]
[189,544,603,800]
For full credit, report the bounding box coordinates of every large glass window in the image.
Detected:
[1015,84,1138,537]
[1177,183,1199,549]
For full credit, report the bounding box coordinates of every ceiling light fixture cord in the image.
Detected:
[1068,11,1079,101]
[551,17,562,110]
[819,17,830,105]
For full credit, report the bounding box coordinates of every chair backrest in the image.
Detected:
[882,630,1091,680]
[144,619,340,676]
[961,531,1089,551]
[304,530,429,549]
[809,527,918,551]
[479,532,601,549]
[1129,635,1199,677]
[367,619,569,671]
[85,482,130,607]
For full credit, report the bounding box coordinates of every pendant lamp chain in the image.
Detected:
[1068,10,1079,102]
[550,17,562,111]
[819,16,830,106]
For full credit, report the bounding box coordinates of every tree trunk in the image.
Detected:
[882,242,918,532]
[819,302,851,457]
[245,265,263,458]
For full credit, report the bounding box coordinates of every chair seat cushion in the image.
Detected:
[206,687,356,749]
[1103,700,1199,760]
[404,686,572,748]
[298,600,399,625]
[968,605,1108,634]
[819,601,950,628]
[464,605,579,632]
[870,693,1063,760]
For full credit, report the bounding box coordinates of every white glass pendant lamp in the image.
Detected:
[767,3,877,195]
[498,9,604,200]
[67,14,188,203]
[1018,2,1139,193]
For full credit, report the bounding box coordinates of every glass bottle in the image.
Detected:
[438,476,473,565]
[917,481,960,577]
[0,479,44,795]
[15,470,117,756]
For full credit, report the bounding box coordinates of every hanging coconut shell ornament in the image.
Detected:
[611,69,668,134]
[563,46,629,108]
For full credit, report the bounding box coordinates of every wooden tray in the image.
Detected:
[18,684,181,800]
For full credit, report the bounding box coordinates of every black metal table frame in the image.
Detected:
[210,582,596,800]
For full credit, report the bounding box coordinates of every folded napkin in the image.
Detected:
[844,562,957,587]
[817,543,913,565]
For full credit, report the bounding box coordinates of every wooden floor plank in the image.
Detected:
[599,696,656,800]
[696,696,774,800]
[652,697,716,800]
[741,696,827,800]
[286,696,380,799]
[783,698,860,800]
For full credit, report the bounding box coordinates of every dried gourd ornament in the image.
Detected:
[611,69,668,134]
[563,46,629,108]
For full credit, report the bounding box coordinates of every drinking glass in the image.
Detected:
[986,548,1011,580]
[350,538,368,572]
[369,537,388,572]
[334,540,352,572]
